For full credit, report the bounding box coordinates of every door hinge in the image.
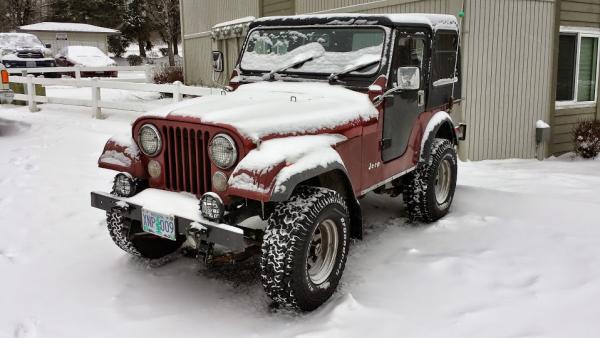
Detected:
[380,138,392,150]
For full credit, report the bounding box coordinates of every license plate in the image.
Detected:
[141,209,176,241]
[26,61,36,68]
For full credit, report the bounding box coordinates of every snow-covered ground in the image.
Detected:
[1,98,600,338]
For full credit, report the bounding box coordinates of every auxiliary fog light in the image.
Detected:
[148,160,162,178]
[113,173,136,197]
[200,192,224,221]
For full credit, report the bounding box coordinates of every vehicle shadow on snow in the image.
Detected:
[0,118,30,137]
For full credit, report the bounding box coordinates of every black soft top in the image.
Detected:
[249,13,458,31]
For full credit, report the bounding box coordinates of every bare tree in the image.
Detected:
[4,0,39,31]
[146,0,180,66]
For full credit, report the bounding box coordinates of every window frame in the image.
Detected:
[556,26,600,110]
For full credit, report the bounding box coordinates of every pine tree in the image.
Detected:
[122,0,152,57]
[146,0,180,66]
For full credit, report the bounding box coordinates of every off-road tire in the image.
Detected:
[106,207,184,259]
[403,138,457,223]
[260,186,350,311]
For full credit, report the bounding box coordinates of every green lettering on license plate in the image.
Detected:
[141,209,176,241]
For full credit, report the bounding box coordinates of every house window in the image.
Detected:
[556,29,599,105]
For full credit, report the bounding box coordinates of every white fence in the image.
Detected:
[9,74,221,118]
[6,65,151,83]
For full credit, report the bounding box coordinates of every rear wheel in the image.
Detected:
[403,138,457,223]
[106,208,184,259]
[260,186,350,311]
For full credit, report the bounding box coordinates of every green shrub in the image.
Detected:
[572,120,600,159]
[127,55,144,66]
[152,64,183,84]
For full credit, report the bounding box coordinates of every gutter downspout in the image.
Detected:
[546,0,562,159]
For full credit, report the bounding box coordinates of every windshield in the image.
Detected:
[240,27,386,76]
[0,33,44,50]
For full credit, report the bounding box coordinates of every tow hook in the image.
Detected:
[187,222,260,266]
[188,223,214,265]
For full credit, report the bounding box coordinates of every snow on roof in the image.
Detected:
[19,22,119,34]
[213,16,255,29]
[253,13,458,31]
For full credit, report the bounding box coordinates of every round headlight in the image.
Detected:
[113,173,136,197]
[138,124,161,156]
[209,134,237,169]
[200,192,224,221]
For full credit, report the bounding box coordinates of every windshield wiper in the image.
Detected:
[328,58,380,84]
[265,54,323,80]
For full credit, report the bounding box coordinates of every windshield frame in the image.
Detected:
[238,25,390,80]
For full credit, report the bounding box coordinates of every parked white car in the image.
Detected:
[0,63,14,104]
[55,46,118,77]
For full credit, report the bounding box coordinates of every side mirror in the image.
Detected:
[212,51,224,73]
[45,44,52,49]
[396,66,420,90]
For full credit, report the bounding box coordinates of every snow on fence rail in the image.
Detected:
[7,65,153,83]
[9,75,221,118]
[6,65,147,75]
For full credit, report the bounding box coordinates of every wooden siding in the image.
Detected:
[261,0,295,16]
[551,0,600,154]
[179,0,260,85]
[560,0,600,28]
[296,0,450,14]
[461,0,555,160]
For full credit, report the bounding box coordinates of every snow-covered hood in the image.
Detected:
[144,82,379,142]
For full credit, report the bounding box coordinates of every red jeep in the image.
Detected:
[91,13,465,311]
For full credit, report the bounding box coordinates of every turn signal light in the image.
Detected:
[1,70,8,84]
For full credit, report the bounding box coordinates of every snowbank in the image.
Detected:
[2,94,600,338]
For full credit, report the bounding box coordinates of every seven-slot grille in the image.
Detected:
[161,126,212,196]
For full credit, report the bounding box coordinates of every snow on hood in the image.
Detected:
[0,33,45,50]
[145,82,379,142]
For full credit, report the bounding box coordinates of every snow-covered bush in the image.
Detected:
[572,120,600,159]
[127,55,144,66]
[152,64,183,84]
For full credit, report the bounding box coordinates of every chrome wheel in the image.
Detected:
[307,219,339,285]
[434,158,452,204]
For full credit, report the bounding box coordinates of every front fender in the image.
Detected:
[98,136,147,178]
[226,135,347,202]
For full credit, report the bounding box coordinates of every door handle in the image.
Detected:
[418,90,425,107]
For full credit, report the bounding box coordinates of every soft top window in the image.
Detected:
[432,31,459,83]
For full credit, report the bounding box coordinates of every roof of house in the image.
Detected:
[18,22,119,34]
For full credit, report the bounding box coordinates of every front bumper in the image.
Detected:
[90,191,247,251]
[0,89,14,104]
